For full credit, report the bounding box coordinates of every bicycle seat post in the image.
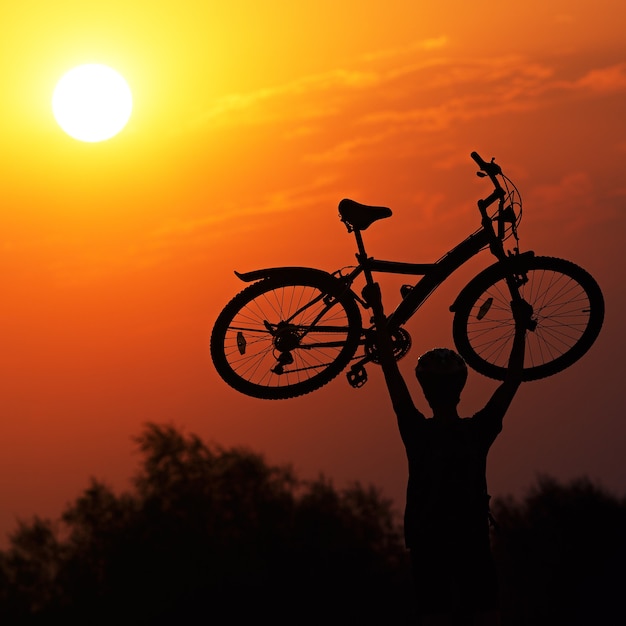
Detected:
[353,228,376,288]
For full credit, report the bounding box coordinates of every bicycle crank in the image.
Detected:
[346,327,412,389]
[365,327,412,364]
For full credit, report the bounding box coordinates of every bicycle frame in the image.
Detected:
[234,166,524,361]
[348,224,495,334]
[327,176,531,385]
[212,151,604,398]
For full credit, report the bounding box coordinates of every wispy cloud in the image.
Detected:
[183,68,382,132]
[572,62,626,93]
[358,35,449,62]
[42,46,626,283]
[182,36,453,133]
[190,46,626,144]
[41,175,344,284]
[184,46,626,174]
[301,56,626,164]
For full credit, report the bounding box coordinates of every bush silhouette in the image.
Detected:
[2,424,625,625]
[0,423,411,625]
[491,475,626,626]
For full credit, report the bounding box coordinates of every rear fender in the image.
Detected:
[235,266,335,284]
[234,267,359,301]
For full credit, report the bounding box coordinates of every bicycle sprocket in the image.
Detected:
[365,327,412,363]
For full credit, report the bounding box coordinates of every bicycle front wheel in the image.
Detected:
[211,273,362,399]
[452,256,604,381]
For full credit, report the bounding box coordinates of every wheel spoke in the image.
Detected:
[211,277,361,399]
[454,256,603,381]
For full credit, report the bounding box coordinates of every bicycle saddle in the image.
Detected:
[338,198,392,231]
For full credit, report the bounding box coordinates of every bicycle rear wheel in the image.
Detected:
[211,272,362,399]
[452,256,604,381]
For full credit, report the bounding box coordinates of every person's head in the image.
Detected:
[415,348,468,410]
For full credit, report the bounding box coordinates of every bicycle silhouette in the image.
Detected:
[211,152,604,400]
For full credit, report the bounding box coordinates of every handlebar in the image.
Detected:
[471,151,505,217]
[471,151,502,178]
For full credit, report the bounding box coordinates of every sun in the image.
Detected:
[52,64,133,142]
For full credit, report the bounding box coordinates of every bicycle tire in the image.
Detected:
[452,255,604,381]
[211,272,362,399]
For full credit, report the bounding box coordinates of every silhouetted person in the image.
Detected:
[364,282,530,626]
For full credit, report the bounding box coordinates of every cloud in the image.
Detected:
[183,36,454,133]
[191,49,626,150]
[184,68,382,131]
[40,175,345,284]
[189,53,558,166]
[359,35,449,62]
[300,56,553,163]
[301,56,626,166]
[49,47,626,283]
[573,62,626,93]
[303,131,394,164]
[526,170,624,236]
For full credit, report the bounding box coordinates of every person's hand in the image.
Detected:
[511,298,535,331]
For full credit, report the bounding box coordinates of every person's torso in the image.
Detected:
[404,417,492,545]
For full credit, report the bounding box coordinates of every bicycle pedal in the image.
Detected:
[347,365,368,388]
[400,284,413,299]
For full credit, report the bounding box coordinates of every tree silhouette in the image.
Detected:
[491,474,626,626]
[0,423,411,625]
[2,425,625,625]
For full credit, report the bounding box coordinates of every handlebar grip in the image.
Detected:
[470,151,502,177]
[470,151,488,167]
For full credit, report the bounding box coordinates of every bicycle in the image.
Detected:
[210,152,605,400]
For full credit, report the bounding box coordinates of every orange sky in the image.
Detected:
[1,0,625,544]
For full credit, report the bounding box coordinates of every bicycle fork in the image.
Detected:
[496,250,538,332]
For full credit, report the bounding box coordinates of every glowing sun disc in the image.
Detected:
[52,64,133,142]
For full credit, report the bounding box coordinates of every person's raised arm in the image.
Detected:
[480,298,531,419]
[362,282,425,432]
